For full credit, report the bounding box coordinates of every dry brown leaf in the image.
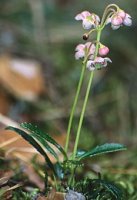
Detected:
[0,90,10,115]
[0,54,45,101]
[0,129,66,163]
[23,164,44,190]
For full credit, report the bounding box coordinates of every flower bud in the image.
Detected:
[99,45,109,56]
[83,33,89,40]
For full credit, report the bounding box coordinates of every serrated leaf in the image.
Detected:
[6,126,56,175]
[96,179,123,200]
[21,123,67,160]
[77,143,126,160]
[31,133,59,162]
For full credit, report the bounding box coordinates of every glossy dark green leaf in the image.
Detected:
[77,143,126,160]
[31,133,59,162]
[21,123,67,160]
[6,126,56,175]
[94,179,123,200]
[102,181,123,199]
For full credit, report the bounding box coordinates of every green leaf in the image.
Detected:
[31,133,59,162]
[77,143,126,160]
[75,178,123,200]
[95,179,123,200]
[6,126,56,175]
[102,182,123,199]
[21,123,67,160]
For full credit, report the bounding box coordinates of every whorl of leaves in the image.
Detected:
[75,178,124,200]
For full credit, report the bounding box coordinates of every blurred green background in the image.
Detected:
[0,0,137,149]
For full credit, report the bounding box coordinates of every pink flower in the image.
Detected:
[75,42,95,60]
[75,11,100,29]
[99,45,109,56]
[112,14,123,26]
[118,10,126,19]
[86,57,112,71]
[107,10,132,30]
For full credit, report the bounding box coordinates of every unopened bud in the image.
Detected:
[83,33,89,40]
[99,45,109,56]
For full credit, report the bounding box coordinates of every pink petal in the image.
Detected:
[85,42,92,48]
[99,46,109,56]
[75,44,85,51]
[111,15,123,26]
[81,11,91,18]
[75,11,91,20]
[95,57,104,63]
[89,44,96,55]
[118,10,126,19]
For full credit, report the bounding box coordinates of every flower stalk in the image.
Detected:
[72,28,101,161]
[65,60,86,153]
[67,4,132,187]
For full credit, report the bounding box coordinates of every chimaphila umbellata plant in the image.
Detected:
[6,4,132,200]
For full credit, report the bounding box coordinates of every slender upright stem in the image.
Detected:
[72,29,101,160]
[68,29,102,186]
[65,61,86,153]
[72,71,94,159]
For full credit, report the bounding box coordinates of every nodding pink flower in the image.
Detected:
[75,42,95,60]
[112,14,123,26]
[99,45,109,56]
[118,10,126,19]
[75,11,100,29]
[86,57,112,71]
[107,9,132,30]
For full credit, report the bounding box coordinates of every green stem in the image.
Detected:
[68,29,102,186]
[72,29,102,160]
[72,71,94,160]
[65,61,86,153]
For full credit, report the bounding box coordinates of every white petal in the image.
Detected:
[111,24,120,30]
[105,57,112,63]
[75,13,84,20]
[103,57,112,67]
[75,51,85,60]
[106,17,112,25]
[123,14,132,26]
[86,60,95,71]
[82,19,93,29]
[95,15,100,23]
